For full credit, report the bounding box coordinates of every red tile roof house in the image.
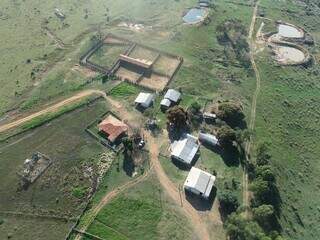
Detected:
[98,115,129,144]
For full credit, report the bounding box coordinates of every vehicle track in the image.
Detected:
[145,132,210,240]
[74,163,153,240]
[243,1,260,216]
[0,90,105,133]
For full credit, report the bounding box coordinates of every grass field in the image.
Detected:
[83,176,196,240]
[0,99,111,239]
[4,0,320,239]
[252,1,320,239]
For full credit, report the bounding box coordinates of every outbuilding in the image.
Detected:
[135,92,155,108]
[198,132,219,147]
[171,134,199,165]
[184,167,216,199]
[160,89,181,110]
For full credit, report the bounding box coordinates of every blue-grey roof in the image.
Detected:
[199,132,218,146]
[171,134,199,164]
[164,89,181,103]
[160,98,171,107]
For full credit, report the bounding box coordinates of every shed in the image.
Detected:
[199,132,219,146]
[184,167,216,199]
[98,115,128,143]
[164,89,181,103]
[203,112,217,120]
[160,98,171,109]
[171,134,199,165]
[135,92,155,108]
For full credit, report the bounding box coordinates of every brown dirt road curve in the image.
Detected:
[0,90,106,134]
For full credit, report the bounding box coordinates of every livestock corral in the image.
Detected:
[81,35,183,91]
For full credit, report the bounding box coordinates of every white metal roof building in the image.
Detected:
[160,98,171,108]
[164,89,181,103]
[135,92,155,108]
[171,134,199,165]
[161,89,181,109]
[199,132,219,146]
[184,167,216,199]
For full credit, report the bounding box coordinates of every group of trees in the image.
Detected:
[216,19,251,68]
[225,212,286,240]
[250,143,281,211]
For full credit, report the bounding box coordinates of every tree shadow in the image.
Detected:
[185,187,216,212]
[122,152,135,176]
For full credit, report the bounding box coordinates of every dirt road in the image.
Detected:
[145,132,211,240]
[0,90,106,133]
[74,165,152,240]
[243,1,260,215]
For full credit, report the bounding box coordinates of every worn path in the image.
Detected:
[243,1,260,216]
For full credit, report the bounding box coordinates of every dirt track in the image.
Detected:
[74,164,153,240]
[145,132,210,240]
[243,1,260,216]
[0,90,105,133]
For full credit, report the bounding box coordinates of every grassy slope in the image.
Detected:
[254,1,320,239]
[0,99,110,240]
[87,176,196,240]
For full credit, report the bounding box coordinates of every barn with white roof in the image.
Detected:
[184,167,216,199]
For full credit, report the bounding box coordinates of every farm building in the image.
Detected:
[135,92,155,108]
[119,54,153,69]
[199,0,212,7]
[203,112,217,120]
[160,89,181,110]
[171,134,199,165]
[184,167,216,199]
[98,115,128,143]
[199,132,219,146]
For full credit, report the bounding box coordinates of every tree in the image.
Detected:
[217,101,245,127]
[253,204,275,223]
[189,101,202,114]
[256,143,271,166]
[225,213,271,240]
[250,178,279,207]
[122,137,133,153]
[167,106,188,129]
[217,125,236,148]
[256,165,276,183]
[188,101,202,129]
[218,191,239,215]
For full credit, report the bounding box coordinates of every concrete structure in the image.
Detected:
[184,167,216,199]
[198,132,219,146]
[98,115,128,143]
[135,92,155,108]
[119,54,153,69]
[203,112,217,120]
[161,89,181,109]
[199,0,211,7]
[171,134,199,165]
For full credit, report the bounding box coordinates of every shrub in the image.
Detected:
[218,191,239,215]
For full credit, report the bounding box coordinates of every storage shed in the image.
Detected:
[199,132,219,146]
[184,167,216,199]
[135,92,155,108]
[171,134,199,165]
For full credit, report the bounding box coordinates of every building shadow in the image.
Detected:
[185,187,217,211]
[171,158,192,171]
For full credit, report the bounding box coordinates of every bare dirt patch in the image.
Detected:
[139,73,170,92]
[72,64,98,78]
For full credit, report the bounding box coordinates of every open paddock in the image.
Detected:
[153,55,182,76]
[0,99,111,239]
[139,73,170,92]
